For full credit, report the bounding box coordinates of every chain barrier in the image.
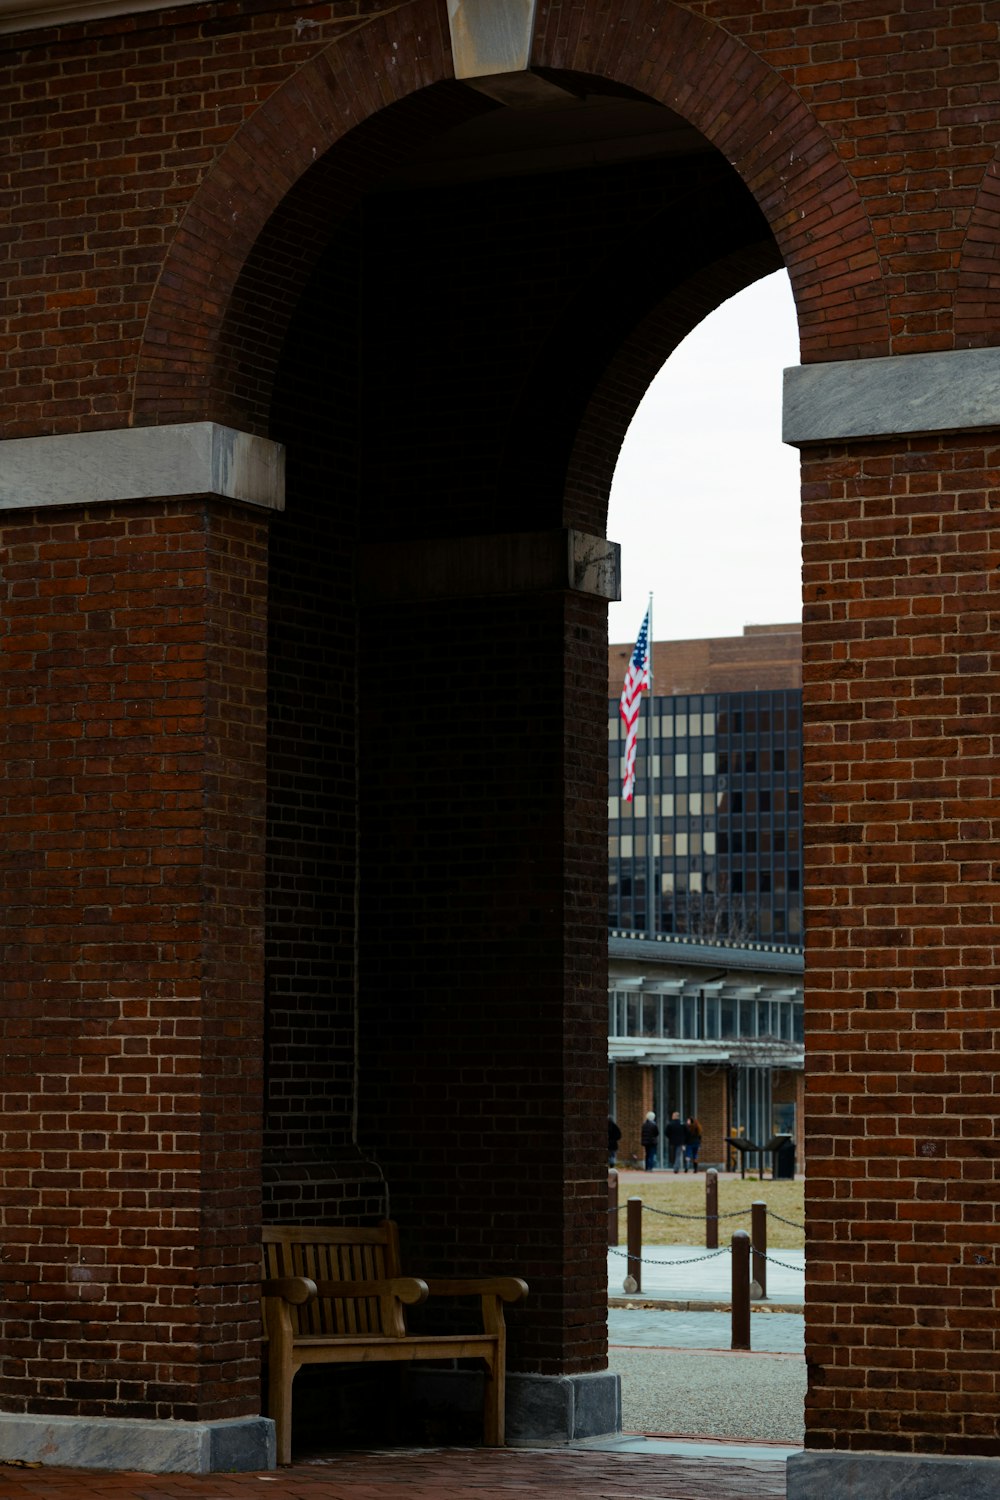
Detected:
[608,1245,732,1268]
[766,1209,805,1230]
[638,1203,745,1221]
[614,1201,804,1231]
[610,1243,803,1274]
[748,1244,804,1273]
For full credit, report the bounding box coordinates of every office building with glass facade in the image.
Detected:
[608,689,803,942]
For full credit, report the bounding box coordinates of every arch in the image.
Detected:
[533,10,889,365]
[134,0,889,431]
[562,245,783,533]
[956,154,1000,347]
[489,148,781,534]
[134,1,467,427]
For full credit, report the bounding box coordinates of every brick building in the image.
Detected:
[3,1,1000,1494]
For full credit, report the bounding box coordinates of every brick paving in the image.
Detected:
[0,1448,787,1499]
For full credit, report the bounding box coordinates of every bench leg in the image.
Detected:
[483,1355,504,1447]
[267,1351,296,1466]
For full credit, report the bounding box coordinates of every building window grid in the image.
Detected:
[608,689,803,939]
[609,989,801,1043]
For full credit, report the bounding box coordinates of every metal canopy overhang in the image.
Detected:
[609,1038,804,1069]
[609,931,804,976]
[608,933,804,1070]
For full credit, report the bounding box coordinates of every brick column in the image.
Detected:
[0,429,276,1472]
[355,532,621,1444]
[786,350,1000,1497]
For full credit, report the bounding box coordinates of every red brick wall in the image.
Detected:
[614,1069,652,1170]
[0,500,268,1419]
[608,626,803,697]
[696,1070,729,1169]
[0,0,419,440]
[802,434,1000,1454]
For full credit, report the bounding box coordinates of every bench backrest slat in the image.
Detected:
[263,1222,403,1337]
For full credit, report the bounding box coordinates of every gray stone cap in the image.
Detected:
[447,0,537,79]
[0,422,285,512]
[786,1448,1000,1500]
[783,344,1000,446]
[0,1411,275,1474]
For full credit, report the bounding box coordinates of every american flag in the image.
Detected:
[619,608,650,801]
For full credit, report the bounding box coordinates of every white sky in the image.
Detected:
[607,270,802,647]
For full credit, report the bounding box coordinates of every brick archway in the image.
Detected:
[956,154,1000,347]
[134,0,889,432]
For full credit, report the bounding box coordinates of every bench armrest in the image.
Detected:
[261,1276,318,1305]
[423,1277,528,1303]
[311,1277,429,1306]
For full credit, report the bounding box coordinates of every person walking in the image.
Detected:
[608,1117,622,1167]
[665,1111,688,1173]
[684,1115,703,1172]
[640,1112,659,1171]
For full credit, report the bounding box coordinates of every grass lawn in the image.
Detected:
[612,1172,804,1251]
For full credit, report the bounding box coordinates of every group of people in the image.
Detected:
[608,1111,702,1172]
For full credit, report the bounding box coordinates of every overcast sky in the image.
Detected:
[607,269,801,649]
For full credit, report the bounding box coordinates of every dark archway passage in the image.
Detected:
[256,80,786,1420]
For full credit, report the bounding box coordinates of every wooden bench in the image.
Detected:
[261,1221,528,1464]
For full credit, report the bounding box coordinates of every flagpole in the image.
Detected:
[646,592,656,937]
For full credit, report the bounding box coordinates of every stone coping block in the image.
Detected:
[0,1412,275,1473]
[787,1449,1000,1500]
[0,422,285,512]
[447,0,537,79]
[783,345,1000,446]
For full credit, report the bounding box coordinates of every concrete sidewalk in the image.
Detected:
[610,1306,804,1354]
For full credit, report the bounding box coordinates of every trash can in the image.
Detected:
[775,1139,796,1179]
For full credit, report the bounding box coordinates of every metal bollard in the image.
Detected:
[706,1168,718,1249]
[626,1197,643,1293]
[731,1229,751,1351]
[608,1170,619,1249]
[751,1200,767,1299]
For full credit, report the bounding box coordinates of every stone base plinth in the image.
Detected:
[787,1450,1000,1500]
[0,1412,275,1473]
[406,1368,621,1447]
[506,1371,621,1446]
